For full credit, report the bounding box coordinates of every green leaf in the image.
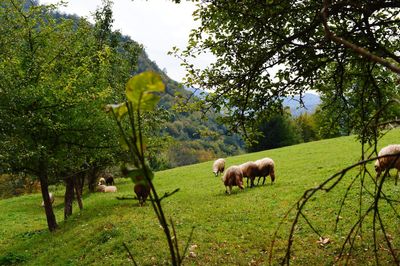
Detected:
[105,103,127,120]
[125,71,165,111]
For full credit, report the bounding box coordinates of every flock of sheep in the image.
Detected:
[41,144,400,206]
[213,157,276,194]
[214,144,400,195]
[97,174,117,193]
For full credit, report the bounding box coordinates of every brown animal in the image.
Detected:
[134,176,151,206]
[375,144,400,183]
[104,173,114,186]
[255,157,276,185]
[239,161,259,187]
[221,166,244,194]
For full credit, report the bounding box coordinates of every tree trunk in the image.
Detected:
[88,165,100,192]
[39,159,58,232]
[74,178,83,210]
[64,176,74,220]
[77,172,85,196]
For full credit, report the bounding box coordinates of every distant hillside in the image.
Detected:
[185,87,321,116]
[133,46,245,168]
[283,92,320,116]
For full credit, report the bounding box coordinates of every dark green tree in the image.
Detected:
[174,0,399,142]
[0,0,140,229]
[247,110,302,152]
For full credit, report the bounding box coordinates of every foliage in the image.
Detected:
[175,0,400,144]
[1,129,399,265]
[0,174,40,199]
[0,0,142,230]
[107,71,189,265]
[294,112,320,143]
[247,108,302,152]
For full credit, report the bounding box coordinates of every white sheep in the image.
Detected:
[212,158,226,177]
[41,192,55,207]
[97,184,118,193]
[98,177,106,185]
[255,157,276,185]
[375,144,400,182]
[221,165,244,194]
[239,161,259,187]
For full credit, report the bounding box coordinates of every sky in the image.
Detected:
[41,0,210,83]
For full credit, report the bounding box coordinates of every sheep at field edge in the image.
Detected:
[98,177,106,186]
[134,176,151,206]
[212,158,225,177]
[375,144,400,182]
[41,192,55,207]
[97,184,118,193]
[239,161,259,188]
[221,165,244,194]
[255,157,276,185]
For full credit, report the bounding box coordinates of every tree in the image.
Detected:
[0,0,137,230]
[247,110,302,152]
[175,0,399,142]
[294,112,319,142]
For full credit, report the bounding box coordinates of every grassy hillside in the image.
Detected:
[1,130,399,265]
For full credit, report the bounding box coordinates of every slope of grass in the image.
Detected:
[1,130,399,265]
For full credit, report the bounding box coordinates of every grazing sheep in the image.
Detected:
[239,161,259,188]
[221,165,244,194]
[134,176,151,206]
[375,144,400,182]
[255,157,276,185]
[96,184,106,192]
[212,158,226,177]
[97,184,117,193]
[41,192,55,207]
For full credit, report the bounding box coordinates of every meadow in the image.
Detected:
[1,129,399,265]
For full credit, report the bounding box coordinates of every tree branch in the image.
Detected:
[321,0,400,74]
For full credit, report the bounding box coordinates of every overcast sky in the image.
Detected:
[41,0,209,83]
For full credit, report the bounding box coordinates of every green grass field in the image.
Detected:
[1,130,399,265]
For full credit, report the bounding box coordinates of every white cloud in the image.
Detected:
[41,0,207,83]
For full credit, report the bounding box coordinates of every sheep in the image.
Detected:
[41,192,55,207]
[239,161,259,188]
[255,157,276,185]
[98,177,106,185]
[96,184,118,193]
[375,144,400,183]
[212,158,226,177]
[221,165,244,194]
[134,176,151,206]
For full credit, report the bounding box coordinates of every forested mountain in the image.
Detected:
[135,49,245,168]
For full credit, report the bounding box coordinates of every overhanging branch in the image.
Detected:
[321,0,400,75]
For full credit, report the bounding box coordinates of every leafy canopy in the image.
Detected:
[175,0,400,142]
